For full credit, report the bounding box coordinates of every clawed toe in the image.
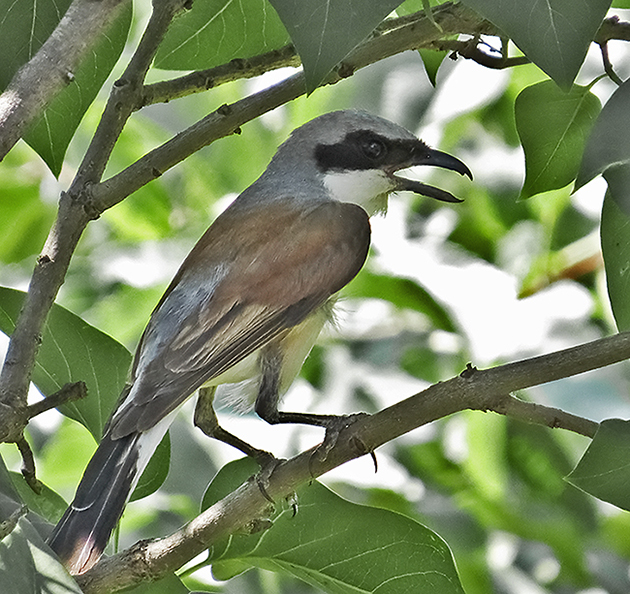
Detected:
[252,453,283,503]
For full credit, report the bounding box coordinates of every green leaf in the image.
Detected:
[461,0,611,88]
[516,81,600,198]
[9,472,68,525]
[0,151,56,264]
[130,432,171,502]
[418,48,448,87]
[0,0,72,91]
[567,419,630,511]
[203,459,464,593]
[600,192,630,331]
[155,0,290,70]
[576,77,630,206]
[23,3,132,177]
[269,0,406,93]
[0,287,131,440]
[397,0,447,85]
[0,518,83,594]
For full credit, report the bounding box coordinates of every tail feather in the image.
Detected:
[48,432,140,575]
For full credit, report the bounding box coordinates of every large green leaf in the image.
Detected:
[461,0,611,88]
[600,193,630,331]
[567,419,630,512]
[202,458,464,593]
[155,0,290,70]
[0,287,131,440]
[576,77,630,212]
[130,432,171,502]
[0,0,72,91]
[515,81,600,198]
[0,517,82,594]
[269,0,406,93]
[23,3,132,177]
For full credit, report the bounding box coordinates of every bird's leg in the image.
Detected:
[194,386,276,467]
[256,348,374,464]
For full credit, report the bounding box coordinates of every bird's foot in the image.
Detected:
[250,451,284,504]
[312,412,376,469]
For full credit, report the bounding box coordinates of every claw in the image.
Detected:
[252,454,283,504]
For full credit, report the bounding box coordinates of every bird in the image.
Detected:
[47,109,472,575]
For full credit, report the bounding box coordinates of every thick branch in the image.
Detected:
[0,0,129,161]
[78,331,630,593]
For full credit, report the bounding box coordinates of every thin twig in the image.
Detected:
[15,437,42,494]
[26,381,87,419]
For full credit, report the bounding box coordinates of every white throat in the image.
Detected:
[323,169,392,215]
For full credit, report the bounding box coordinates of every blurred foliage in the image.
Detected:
[3,0,630,593]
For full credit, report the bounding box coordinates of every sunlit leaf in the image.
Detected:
[269,0,406,92]
[347,270,456,332]
[155,0,289,70]
[567,419,630,511]
[461,0,610,88]
[0,287,131,440]
[516,81,600,198]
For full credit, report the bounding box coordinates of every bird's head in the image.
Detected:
[269,110,472,215]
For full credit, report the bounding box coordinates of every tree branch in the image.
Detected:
[90,2,492,213]
[139,3,493,107]
[0,0,186,438]
[77,331,629,593]
[0,1,491,443]
[0,0,130,161]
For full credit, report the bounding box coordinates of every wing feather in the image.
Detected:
[110,199,370,437]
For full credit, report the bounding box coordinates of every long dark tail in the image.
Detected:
[47,431,141,575]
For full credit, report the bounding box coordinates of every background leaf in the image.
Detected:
[460,0,611,88]
[0,287,131,440]
[515,81,600,198]
[577,77,630,211]
[23,3,132,177]
[269,0,406,92]
[155,0,289,70]
[0,0,72,92]
[600,192,630,331]
[567,419,630,511]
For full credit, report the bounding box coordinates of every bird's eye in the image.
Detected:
[362,138,386,159]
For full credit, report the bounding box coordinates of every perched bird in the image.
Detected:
[48,109,471,574]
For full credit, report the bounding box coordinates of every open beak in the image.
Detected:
[392,146,473,203]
